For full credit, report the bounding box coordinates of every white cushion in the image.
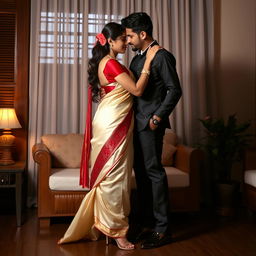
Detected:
[131,167,189,188]
[165,167,190,187]
[49,168,89,191]
[49,166,190,191]
[244,170,256,187]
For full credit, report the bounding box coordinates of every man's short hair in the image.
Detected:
[121,12,153,37]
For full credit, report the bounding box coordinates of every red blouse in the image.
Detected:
[101,59,130,94]
[103,59,130,83]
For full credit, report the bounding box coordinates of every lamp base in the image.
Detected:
[0,132,15,165]
[0,160,15,165]
[0,146,15,165]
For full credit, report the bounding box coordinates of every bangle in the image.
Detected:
[141,69,150,76]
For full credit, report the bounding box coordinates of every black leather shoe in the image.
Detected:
[130,228,153,243]
[141,231,172,249]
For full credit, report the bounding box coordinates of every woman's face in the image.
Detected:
[112,32,127,54]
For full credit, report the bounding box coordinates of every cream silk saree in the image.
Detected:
[59,83,134,244]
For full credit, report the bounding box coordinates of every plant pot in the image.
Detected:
[215,181,240,216]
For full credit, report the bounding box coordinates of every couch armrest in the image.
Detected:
[32,143,51,181]
[175,145,200,173]
[32,143,50,161]
[32,143,53,216]
[175,144,203,186]
[174,144,203,211]
[244,148,256,171]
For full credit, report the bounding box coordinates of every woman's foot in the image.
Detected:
[57,239,62,245]
[106,236,135,250]
[115,237,135,250]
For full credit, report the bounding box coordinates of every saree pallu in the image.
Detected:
[59,83,134,244]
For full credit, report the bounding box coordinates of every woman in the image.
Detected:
[58,22,159,250]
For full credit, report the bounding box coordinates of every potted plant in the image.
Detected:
[199,114,251,215]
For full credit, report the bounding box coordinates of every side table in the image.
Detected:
[0,161,26,226]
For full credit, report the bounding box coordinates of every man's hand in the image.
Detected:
[149,115,161,131]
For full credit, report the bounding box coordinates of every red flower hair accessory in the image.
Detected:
[95,33,107,46]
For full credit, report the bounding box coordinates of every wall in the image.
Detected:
[0,0,29,162]
[202,0,256,206]
[0,0,29,212]
[217,0,256,142]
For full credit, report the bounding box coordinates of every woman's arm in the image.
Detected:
[115,45,160,96]
[128,69,135,81]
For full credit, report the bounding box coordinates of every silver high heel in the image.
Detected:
[106,236,135,250]
[106,236,111,245]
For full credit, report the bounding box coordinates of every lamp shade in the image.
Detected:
[0,108,22,129]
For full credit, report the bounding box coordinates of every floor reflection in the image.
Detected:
[58,240,137,256]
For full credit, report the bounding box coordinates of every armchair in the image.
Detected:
[33,131,203,226]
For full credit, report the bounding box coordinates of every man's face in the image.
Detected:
[125,28,143,51]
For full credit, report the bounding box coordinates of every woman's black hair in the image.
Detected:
[88,22,125,102]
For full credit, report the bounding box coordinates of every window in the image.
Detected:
[88,13,123,62]
[40,11,83,64]
[39,12,123,64]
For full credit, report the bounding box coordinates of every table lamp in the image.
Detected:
[0,108,22,165]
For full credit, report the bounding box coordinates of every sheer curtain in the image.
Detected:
[28,0,214,205]
[169,0,215,145]
[28,0,88,205]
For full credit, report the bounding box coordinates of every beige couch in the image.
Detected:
[32,131,203,226]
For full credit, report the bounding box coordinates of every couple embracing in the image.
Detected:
[58,12,182,250]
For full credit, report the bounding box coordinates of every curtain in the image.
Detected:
[169,0,216,145]
[28,0,88,205]
[28,0,215,205]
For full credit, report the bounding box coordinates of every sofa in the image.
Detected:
[243,148,256,212]
[32,131,203,226]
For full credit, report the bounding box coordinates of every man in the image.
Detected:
[121,12,182,249]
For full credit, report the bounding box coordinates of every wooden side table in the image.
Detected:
[0,161,26,226]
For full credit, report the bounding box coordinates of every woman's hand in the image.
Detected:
[100,88,106,100]
[146,45,161,62]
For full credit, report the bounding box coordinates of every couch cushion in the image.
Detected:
[49,168,90,191]
[165,167,190,187]
[161,144,177,166]
[42,131,177,168]
[49,167,189,191]
[42,134,83,168]
[132,167,189,189]
[163,130,178,146]
[244,170,256,187]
